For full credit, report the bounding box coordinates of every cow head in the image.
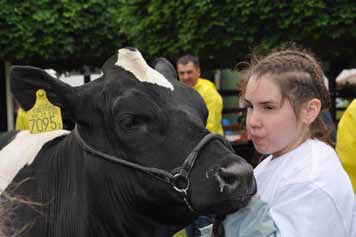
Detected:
[10,48,256,236]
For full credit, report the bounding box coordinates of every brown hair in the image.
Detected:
[240,46,332,145]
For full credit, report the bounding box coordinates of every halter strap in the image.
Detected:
[73,126,232,212]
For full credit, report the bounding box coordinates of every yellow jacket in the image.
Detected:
[193,78,224,135]
[336,99,356,193]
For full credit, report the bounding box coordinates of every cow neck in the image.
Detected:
[73,125,232,213]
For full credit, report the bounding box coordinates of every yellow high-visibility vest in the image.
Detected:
[193,78,224,135]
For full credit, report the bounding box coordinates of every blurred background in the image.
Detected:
[1,0,355,137]
[1,1,355,236]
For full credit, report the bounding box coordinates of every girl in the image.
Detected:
[222,48,355,237]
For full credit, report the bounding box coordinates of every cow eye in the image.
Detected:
[119,115,144,131]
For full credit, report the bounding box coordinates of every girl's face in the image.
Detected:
[244,75,309,158]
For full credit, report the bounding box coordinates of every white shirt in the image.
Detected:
[254,139,355,237]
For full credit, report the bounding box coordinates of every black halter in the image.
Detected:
[74,126,233,212]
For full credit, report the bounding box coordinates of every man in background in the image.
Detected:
[177,55,223,237]
[177,55,223,136]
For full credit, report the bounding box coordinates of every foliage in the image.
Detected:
[0,0,128,71]
[1,0,355,74]
[118,0,356,74]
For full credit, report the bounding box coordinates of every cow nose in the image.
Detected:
[206,162,254,194]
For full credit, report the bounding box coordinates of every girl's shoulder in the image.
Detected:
[281,139,352,194]
[290,139,337,169]
[309,139,335,156]
[268,139,342,185]
[255,140,334,173]
[254,139,346,187]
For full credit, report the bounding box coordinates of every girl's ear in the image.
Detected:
[301,98,321,124]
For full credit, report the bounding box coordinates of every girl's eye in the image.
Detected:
[264,105,274,110]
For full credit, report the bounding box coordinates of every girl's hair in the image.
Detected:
[240,46,332,145]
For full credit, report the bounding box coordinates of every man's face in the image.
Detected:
[177,62,200,87]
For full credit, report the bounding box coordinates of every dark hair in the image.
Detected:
[241,46,332,145]
[176,54,200,68]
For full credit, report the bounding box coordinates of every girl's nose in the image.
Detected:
[246,110,262,128]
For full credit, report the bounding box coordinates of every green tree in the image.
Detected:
[0,0,128,71]
[118,0,356,76]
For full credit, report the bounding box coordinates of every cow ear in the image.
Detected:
[10,66,81,123]
[151,57,178,83]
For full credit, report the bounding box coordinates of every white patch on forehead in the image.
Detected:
[115,48,174,91]
[0,130,70,193]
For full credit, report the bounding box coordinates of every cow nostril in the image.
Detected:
[218,168,239,184]
[221,173,238,186]
[209,167,240,193]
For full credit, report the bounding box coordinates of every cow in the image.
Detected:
[0,48,256,237]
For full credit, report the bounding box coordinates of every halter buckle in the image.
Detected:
[172,173,189,193]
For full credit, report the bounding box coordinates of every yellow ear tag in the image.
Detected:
[26,89,63,134]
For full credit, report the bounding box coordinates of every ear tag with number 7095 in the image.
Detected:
[26,89,63,134]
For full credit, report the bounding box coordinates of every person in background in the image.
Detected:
[176,55,223,237]
[215,47,355,237]
[336,98,356,193]
[177,55,224,136]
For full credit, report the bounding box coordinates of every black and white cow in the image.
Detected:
[0,48,256,237]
